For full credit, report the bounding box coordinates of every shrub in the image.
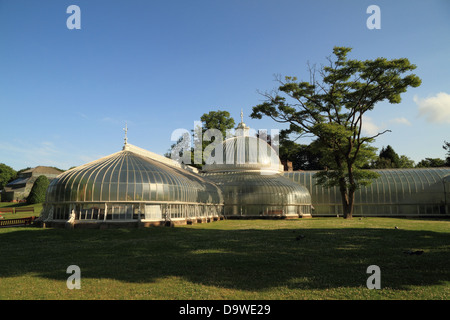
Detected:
[27,175,50,204]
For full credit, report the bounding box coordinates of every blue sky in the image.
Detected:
[0,0,449,171]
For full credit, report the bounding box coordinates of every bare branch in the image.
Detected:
[361,129,392,142]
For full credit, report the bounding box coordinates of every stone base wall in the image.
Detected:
[40,216,225,229]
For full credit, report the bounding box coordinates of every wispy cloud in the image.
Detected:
[0,140,64,169]
[415,92,450,124]
[361,116,384,136]
[389,117,411,126]
[100,117,133,128]
[361,116,411,137]
[77,112,89,120]
[100,117,119,124]
[0,140,97,170]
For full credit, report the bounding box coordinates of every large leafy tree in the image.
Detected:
[251,46,421,219]
[167,110,235,168]
[200,110,236,136]
[0,163,16,191]
[194,110,235,166]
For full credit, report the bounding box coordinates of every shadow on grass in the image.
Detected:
[0,223,449,291]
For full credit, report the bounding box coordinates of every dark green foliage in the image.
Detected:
[251,46,421,218]
[0,163,16,191]
[398,155,415,168]
[279,138,325,171]
[414,141,449,167]
[371,145,401,168]
[200,110,235,137]
[26,175,50,204]
[166,109,235,168]
[416,158,446,168]
[379,145,400,167]
[195,110,235,166]
[366,145,415,169]
[443,141,450,166]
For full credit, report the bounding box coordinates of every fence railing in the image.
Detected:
[0,216,37,227]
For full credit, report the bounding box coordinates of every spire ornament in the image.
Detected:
[236,109,249,136]
[123,122,128,146]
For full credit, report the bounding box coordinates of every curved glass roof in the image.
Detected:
[443,174,450,183]
[202,135,284,173]
[46,145,223,205]
[286,168,450,204]
[285,168,450,215]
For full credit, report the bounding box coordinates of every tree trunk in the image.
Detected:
[345,163,356,219]
[338,178,355,219]
[338,178,349,218]
[343,190,355,219]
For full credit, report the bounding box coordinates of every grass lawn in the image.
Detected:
[0,216,448,300]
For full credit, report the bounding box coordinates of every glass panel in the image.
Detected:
[109,183,118,201]
[119,169,128,183]
[135,183,142,201]
[118,183,127,201]
[93,182,102,201]
[85,180,93,202]
[110,168,120,184]
[145,205,162,220]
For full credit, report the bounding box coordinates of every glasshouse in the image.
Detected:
[39,119,449,228]
[41,144,224,228]
[284,168,450,216]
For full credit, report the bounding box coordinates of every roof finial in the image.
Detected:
[236,109,249,136]
[123,122,128,145]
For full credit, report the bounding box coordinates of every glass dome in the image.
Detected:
[201,121,312,218]
[42,144,223,225]
[202,135,284,173]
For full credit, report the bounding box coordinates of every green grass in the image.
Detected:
[0,217,449,300]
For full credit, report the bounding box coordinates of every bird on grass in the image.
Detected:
[403,250,424,255]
